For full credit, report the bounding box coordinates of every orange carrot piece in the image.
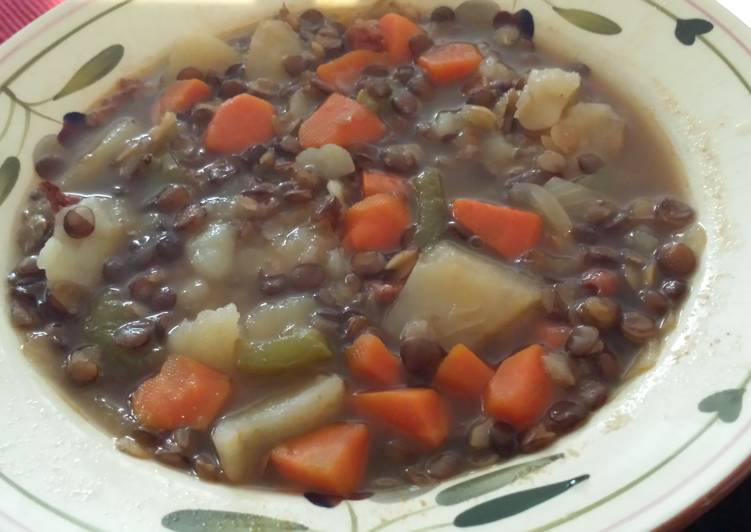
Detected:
[347,333,402,387]
[483,345,555,430]
[452,198,542,259]
[418,43,482,85]
[352,389,451,448]
[152,79,211,122]
[298,93,386,148]
[362,170,410,198]
[535,321,572,350]
[434,344,494,399]
[204,93,275,154]
[317,50,388,92]
[132,356,231,431]
[270,423,370,495]
[344,193,411,252]
[378,13,425,64]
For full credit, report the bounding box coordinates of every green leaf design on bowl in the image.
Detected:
[453,474,589,527]
[53,44,124,100]
[161,509,308,532]
[698,388,745,423]
[552,8,622,35]
[0,156,20,205]
[436,453,563,506]
[674,18,714,46]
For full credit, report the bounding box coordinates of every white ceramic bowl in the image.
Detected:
[1,1,751,530]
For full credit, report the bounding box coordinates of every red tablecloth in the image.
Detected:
[0,0,61,43]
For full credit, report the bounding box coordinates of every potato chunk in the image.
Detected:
[384,241,541,349]
[246,20,303,81]
[38,197,125,289]
[244,296,317,342]
[168,304,240,372]
[166,34,239,81]
[187,223,236,280]
[550,102,626,160]
[295,144,355,181]
[212,374,345,481]
[514,68,581,131]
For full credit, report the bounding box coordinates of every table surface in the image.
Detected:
[1,0,751,530]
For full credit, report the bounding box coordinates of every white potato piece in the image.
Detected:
[166,34,239,81]
[38,198,125,289]
[550,102,626,160]
[482,134,517,175]
[187,223,236,280]
[244,295,316,342]
[295,145,356,181]
[514,68,581,131]
[384,241,542,350]
[212,374,345,481]
[246,20,303,81]
[62,118,141,187]
[168,304,240,371]
[479,56,514,84]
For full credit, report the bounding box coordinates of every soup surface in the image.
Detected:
[7,1,702,496]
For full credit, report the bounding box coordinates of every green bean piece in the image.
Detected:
[237,327,333,374]
[413,167,449,248]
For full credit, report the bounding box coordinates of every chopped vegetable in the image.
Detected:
[187,223,236,280]
[514,68,581,130]
[550,102,625,159]
[346,333,402,386]
[343,193,411,252]
[270,423,370,495]
[352,389,451,448]
[363,170,410,198]
[82,289,144,364]
[510,182,572,237]
[296,144,356,180]
[132,356,231,431]
[378,13,425,64]
[168,304,240,372]
[237,327,332,374]
[243,296,317,342]
[166,34,238,81]
[481,134,518,175]
[299,93,386,148]
[246,20,304,81]
[418,43,482,85]
[484,344,555,429]
[544,177,602,221]
[434,344,493,399]
[413,168,449,248]
[212,374,344,481]
[152,79,211,122]
[204,94,276,154]
[384,242,541,349]
[317,50,387,92]
[452,199,542,259]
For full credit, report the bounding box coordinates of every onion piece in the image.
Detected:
[624,226,660,255]
[544,177,601,221]
[510,182,572,236]
[677,224,707,256]
[542,351,575,387]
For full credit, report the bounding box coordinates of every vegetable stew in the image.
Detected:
[7,1,703,496]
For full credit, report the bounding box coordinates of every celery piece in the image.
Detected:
[237,327,332,374]
[413,167,449,248]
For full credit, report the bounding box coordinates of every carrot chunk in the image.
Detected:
[152,79,211,122]
[452,198,542,259]
[352,389,451,448]
[362,170,410,198]
[418,43,482,85]
[299,93,385,148]
[347,333,402,387]
[317,50,388,92]
[270,423,370,495]
[483,344,555,430]
[344,193,411,252]
[132,356,231,431]
[378,13,425,64]
[434,344,494,399]
[204,93,275,154]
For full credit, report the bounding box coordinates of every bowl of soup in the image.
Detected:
[0,0,749,530]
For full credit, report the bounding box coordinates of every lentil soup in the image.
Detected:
[7,1,702,496]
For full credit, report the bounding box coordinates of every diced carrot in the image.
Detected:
[204,93,275,154]
[344,193,411,252]
[483,344,555,430]
[317,50,388,92]
[418,43,482,85]
[347,333,402,387]
[270,423,370,495]
[362,170,410,198]
[298,93,386,149]
[378,13,425,64]
[132,356,231,431]
[434,344,494,399]
[452,198,542,259]
[152,79,211,122]
[535,321,572,350]
[352,389,451,448]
